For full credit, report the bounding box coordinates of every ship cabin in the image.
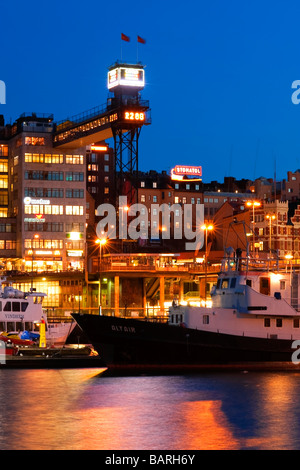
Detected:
[0,287,46,334]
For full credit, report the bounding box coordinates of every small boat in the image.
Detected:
[0,279,74,347]
[72,248,300,367]
[0,333,34,346]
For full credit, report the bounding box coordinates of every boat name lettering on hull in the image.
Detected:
[111,325,136,333]
[4,314,25,320]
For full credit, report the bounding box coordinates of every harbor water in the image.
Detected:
[1,368,300,450]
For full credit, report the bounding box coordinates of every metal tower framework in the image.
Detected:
[112,124,142,205]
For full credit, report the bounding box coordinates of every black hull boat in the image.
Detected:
[73,249,300,371]
[72,313,298,367]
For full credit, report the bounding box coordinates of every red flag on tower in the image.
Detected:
[121,33,130,42]
[137,36,146,44]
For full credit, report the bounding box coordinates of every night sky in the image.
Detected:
[2,0,300,184]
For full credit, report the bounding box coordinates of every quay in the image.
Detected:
[0,345,106,369]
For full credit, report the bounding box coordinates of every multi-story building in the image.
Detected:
[0,112,86,272]
[86,141,115,209]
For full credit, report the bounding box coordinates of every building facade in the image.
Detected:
[1,113,86,273]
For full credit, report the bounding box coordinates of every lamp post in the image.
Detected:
[246,201,261,255]
[266,214,276,255]
[30,233,39,291]
[201,223,214,305]
[96,237,107,314]
[285,254,293,292]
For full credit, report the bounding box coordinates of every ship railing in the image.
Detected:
[63,307,169,322]
[219,255,288,274]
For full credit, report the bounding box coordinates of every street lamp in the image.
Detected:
[285,254,293,288]
[246,201,261,255]
[30,233,39,291]
[266,214,276,255]
[95,237,107,314]
[201,223,214,305]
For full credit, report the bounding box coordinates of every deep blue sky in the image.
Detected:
[1,0,300,183]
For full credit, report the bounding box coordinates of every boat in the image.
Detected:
[72,248,300,368]
[0,279,74,347]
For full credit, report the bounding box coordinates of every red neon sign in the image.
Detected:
[173,165,202,176]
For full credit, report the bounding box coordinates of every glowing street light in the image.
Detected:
[201,223,214,304]
[96,237,107,314]
[285,253,293,285]
[266,214,276,254]
[246,201,261,255]
[31,234,40,291]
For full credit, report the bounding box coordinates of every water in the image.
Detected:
[1,368,300,450]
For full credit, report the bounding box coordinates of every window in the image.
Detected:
[153,196,157,202]
[141,195,146,202]
[0,176,8,188]
[0,160,8,172]
[12,302,20,312]
[66,189,84,198]
[104,165,109,172]
[276,318,282,328]
[294,319,300,328]
[221,279,229,289]
[66,155,84,165]
[264,318,271,327]
[280,280,286,290]
[66,172,84,182]
[24,188,63,198]
[25,137,45,146]
[203,315,209,325]
[6,240,16,249]
[0,146,8,157]
[65,206,84,215]
[141,181,145,188]
[24,171,63,181]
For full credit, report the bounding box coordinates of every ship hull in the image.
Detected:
[72,314,298,366]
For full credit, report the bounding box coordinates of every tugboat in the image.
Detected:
[73,248,300,367]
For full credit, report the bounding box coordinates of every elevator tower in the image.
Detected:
[107,63,151,204]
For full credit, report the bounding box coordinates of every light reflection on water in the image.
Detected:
[1,369,300,450]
